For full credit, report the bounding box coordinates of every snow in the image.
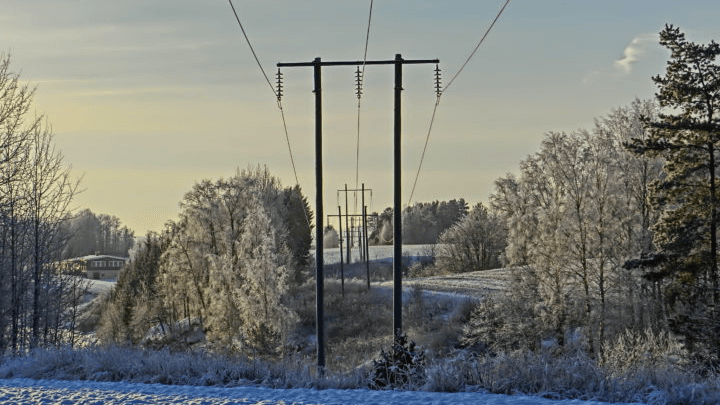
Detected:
[322,244,433,265]
[0,378,645,404]
[86,278,116,296]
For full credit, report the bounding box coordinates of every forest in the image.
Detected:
[2,25,720,404]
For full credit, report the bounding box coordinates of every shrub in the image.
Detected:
[600,328,691,376]
[369,333,426,390]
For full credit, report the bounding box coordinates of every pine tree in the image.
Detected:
[626,25,720,358]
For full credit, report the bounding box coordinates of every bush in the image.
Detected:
[600,328,691,376]
[369,333,426,390]
[435,203,506,273]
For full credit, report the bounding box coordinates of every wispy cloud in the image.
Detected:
[69,86,205,98]
[614,33,656,74]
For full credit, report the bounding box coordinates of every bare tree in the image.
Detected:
[0,53,80,352]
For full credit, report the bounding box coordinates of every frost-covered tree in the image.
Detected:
[435,202,505,273]
[0,53,80,352]
[158,166,306,355]
[402,199,468,245]
[98,233,165,345]
[491,102,663,353]
[236,205,296,352]
[323,225,339,248]
[598,99,664,330]
[60,209,135,259]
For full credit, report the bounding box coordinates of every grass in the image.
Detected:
[2,342,720,404]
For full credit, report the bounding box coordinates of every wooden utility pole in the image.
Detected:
[345,184,351,263]
[278,54,439,369]
[328,207,378,290]
[338,205,345,297]
[338,184,373,264]
[363,205,370,288]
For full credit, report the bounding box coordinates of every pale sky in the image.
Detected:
[2,1,719,235]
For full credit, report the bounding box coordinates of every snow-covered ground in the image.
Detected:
[86,278,115,296]
[0,378,644,404]
[322,244,433,265]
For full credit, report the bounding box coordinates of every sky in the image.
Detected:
[2,0,720,236]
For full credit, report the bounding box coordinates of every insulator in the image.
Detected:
[355,66,363,99]
[276,68,284,101]
[434,64,442,97]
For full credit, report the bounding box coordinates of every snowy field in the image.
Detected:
[321,244,433,265]
[0,378,644,404]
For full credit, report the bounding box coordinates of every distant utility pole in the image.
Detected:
[327,204,377,291]
[338,184,373,263]
[278,54,439,370]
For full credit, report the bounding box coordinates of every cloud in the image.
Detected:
[614,34,656,74]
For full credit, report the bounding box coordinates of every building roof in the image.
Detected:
[68,255,129,262]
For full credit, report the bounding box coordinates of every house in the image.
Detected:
[64,255,128,280]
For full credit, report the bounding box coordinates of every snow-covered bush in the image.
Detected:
[435,203,506,273]
[2,344,720,404]
[600,328,691,376]
[369,333,426,390]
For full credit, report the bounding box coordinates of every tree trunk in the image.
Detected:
[709,141,718,303]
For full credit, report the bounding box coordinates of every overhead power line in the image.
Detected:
[355,0,374,201]
[443,0,511,94]
[408,0,511,205]
[228,0,277,99]
[228,0,300,187]
[227,0,308,227]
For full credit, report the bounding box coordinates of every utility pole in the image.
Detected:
[338,206,345,297]
[363,205,370,289]
[278,54,439,369]
[345,184,351,263]
[362,183,370,287]
[328,208,377,290]
[392,54,404,338]
[338,185,373,264]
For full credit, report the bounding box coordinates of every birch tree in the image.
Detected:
[0,53,80,352]
[435,202,506,273]
[158,167,307,354]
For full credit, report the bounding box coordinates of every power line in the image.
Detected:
[228,0,277,99]
[407,0,511,205]
[444,0,511,94]
[227,0,301,186]
[227,0,308,226]
[408,96,441,205]
[355,0,374,195]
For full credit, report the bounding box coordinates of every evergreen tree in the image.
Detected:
[626,25,720,358]
[98,233,165,345]
[281,185,313,269]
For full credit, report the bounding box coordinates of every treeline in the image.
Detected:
[483,98,661,354]
[0,54,83,352]
[60,209,135,259]
[465,25,720,365]
[98,167,313,355]
[402,199,469,244]
[370,199,469,245]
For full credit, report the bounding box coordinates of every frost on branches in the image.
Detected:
[156,167,308,355]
